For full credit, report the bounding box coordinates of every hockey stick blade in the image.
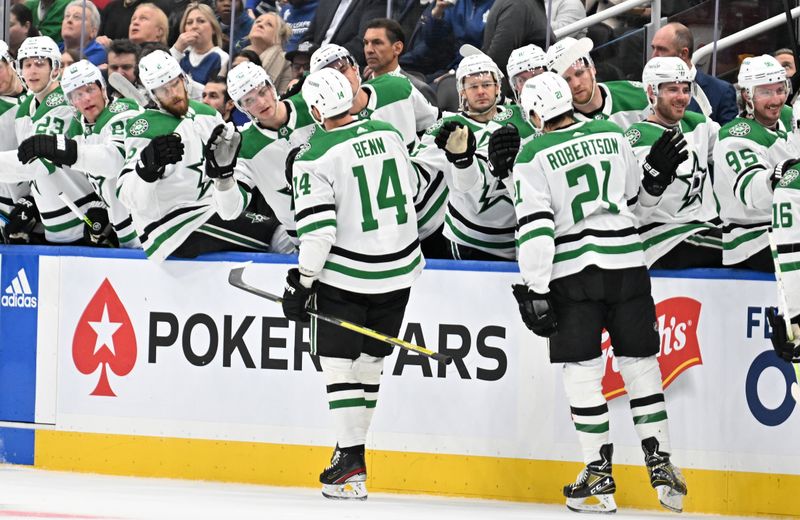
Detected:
[108,72,149,107]
[228,267,452,365]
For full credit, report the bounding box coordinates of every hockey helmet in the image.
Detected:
[520,71,573,132]
[138,50,187,105]
[455,53,503,113]
[506,44,547,97]
[310,43,355,73]
[16,36,61,70]
[546,37,594,76]
[641,56,695,105]
[227,61,277,118]
[0,40,13,64]
[61,60,106,98]
[302,68,353,121]
[738,55,789,115]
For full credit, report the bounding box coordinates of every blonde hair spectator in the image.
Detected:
[171,2,230,84]
[246,13,292,93]
[179,3,224,48]
[129,3,169,46]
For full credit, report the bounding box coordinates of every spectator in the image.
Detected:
[245,12,292,92]
[285,40,315,80]
[59,0,107,65]
[231,48,261,67]
[107,39,142,98]
[166,0,212,47]
[128,3,169,46]
[216,0,252,53]
[399,2,455,78]
[171,3,228,84]
[98,0,169,42]
[8,4,40,57]
[280,0,318,53]
[61,47,79,66]
[545,0,587,38]
[416,0,493,72]
[25,0,70,43]
[202,76,234,120]
[651,21,737,125]
[298,0,384,66]
[775,47,796,79]
[245,0,276,18]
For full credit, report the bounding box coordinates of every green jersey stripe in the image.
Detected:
[144,212,206,256]
[554,242,643,263]
[324,254,422,280]
[574,421,610,433]
[445,215,516,249]
[723,229,767,250]
[642,223,708,248]
[297,219,337,236]
[633,411,668,424]
[517,227,555,246]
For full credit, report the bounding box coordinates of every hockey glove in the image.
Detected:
[18,134,78,167]
[4,195,40,244]
[766,307,800,362]
[83,204,117,247]
[642,128,688,196]
[488,124,520,180]
[434,121,476,169]
[136,133,184,182]
[511,284,558,337]
[282,267,319,322]
[204,123,242,180]
[770,158,800,189]
[285,146,302,189]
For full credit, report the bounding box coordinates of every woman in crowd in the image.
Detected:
[8,4,39,57]
[244,12,291,93]
[171,2,229,84]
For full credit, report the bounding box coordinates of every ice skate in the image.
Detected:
[642,437,687,513]
[563,444,617,514]
[319,446,367,500]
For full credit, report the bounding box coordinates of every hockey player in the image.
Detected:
[0,36,99,244]
[547,37,649,129]
[282,68,422,500]
[117,50,282,261]
[712,55,798,271]
[413,53,517,260]
[625,57,722,268]
[18,59,142,248]
[512,71,687,514]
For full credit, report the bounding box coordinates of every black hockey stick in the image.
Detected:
[228,267,453,365]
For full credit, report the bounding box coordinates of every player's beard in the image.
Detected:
[162,95,189,118]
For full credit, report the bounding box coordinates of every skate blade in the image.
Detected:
[321,481,368,500]
[656,485,685,513]
[566,494,617,514]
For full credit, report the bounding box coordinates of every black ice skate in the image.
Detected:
[642,437,687,513]
[319,446,367,500]
[563,444,617,514]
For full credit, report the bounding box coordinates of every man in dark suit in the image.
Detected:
[651,22,738,125]
[299,0,384,66]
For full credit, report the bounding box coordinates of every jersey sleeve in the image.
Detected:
[117,127,156,213]
[719,137,775,211]
[773,176,800,320]
[513,157,555,294]
[410,86,438,133]
[293,157,335,278]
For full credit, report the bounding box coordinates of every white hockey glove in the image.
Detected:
[204,123,242,184]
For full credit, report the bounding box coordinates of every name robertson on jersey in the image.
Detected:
[545,137,620,169]
[352,137,386,158]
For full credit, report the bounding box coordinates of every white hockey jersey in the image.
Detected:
[0,93,30,223]
[513,119,650,293]
[772,167,800,319]
[574,81,650,130]
[712,107,797,265]
[625,112,720,266]
[292,119,423,294]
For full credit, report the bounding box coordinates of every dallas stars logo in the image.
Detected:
[46,92,66,107]
[129,119,148,136]
[675,150,706,211]
[477,161,512,213]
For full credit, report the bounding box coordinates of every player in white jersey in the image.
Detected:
[18,60,142,248]
[117,50,281,262]
[0,36,99,244]
[0,40,31,241]
[625,56,721,268]
[282,68,422,501]
[547,37,649,129]
[412,53,517,260]
[712,55,798,270]
[512,72,687,514]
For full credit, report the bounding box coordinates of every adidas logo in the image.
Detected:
[1,268,37,308]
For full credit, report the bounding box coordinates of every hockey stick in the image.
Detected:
[228,267,452,365]
[57,192,113,246]
[108,72,149,107]
[768,229,800,400]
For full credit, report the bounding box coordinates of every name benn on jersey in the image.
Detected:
[352,136,386,159]
[545,137,620,169]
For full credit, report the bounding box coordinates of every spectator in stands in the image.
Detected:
[107,39,142,98]
[298,0,385,66]
[651,22,737,125]
[171,3,229,84]
[231,48,261,67]
[9,4,39,57]
[216,0,252,53]
[59,0,107,65]
[26,0,70,43]
[280,0,319,53]
[128,3,169,46]
[61,47,79,66]
[202,76,234,120]
[245,13,292,92]
[99,0,169,43]
[775,48,796,79]
[245,0,275,19]
[545,0,587,38]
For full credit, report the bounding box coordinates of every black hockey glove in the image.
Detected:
[285,146,302,189]
[488,124,520,180]
[282,267,319,322]
[204,123,242,180]
[83,205,117,247]
[434,121,476,169]
[641,128,688,196]
[136,133,184,182]
[4,195,40,244]
[18,134,78,167]
[511,284,558,337]
[766,307,800,363]
[770,158,800,189]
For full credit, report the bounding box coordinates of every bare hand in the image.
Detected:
[175,31,198,53]
[96,35,112,49]
[431,0,454,19]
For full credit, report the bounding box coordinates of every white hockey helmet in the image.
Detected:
[61,60,106,98]
[641,56,695,105]
[520,71,573,132]
[310,43,355,73]
[16,36,61,70]
[0,40,13,64]
[506,44,547,97]
[738,55,788,115]
[227,61,277,118]
[302,68,353,121]
[546,37,594,75]
[455,53,503,113]
[138,50,187,105]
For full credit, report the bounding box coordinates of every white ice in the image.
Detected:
[0,465,755,520]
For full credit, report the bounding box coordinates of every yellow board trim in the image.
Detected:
[35,430,799,517]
